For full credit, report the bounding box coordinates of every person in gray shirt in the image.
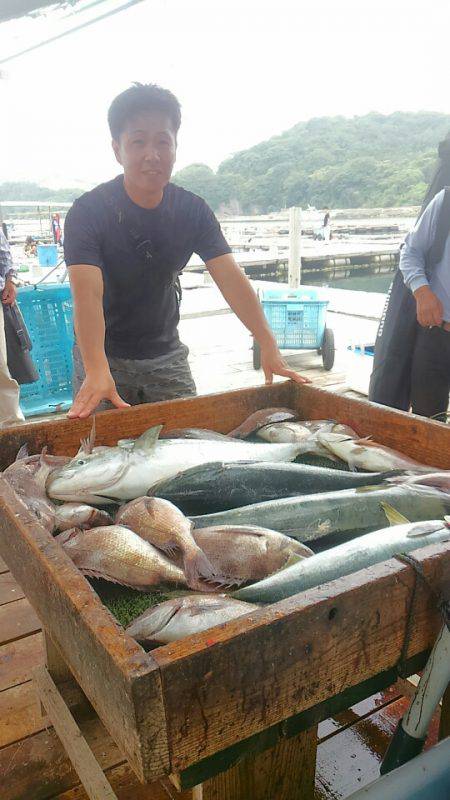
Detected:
[0,231,25,427]
[400,188,450,419]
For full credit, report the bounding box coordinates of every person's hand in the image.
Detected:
[260,340,311,385]
[414,286,444,327]
[68,370,130,419]
[2,278,16,305]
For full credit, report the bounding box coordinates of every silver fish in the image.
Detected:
[317,432,437,473]
[256,420,358,459]
[46,425,307,504]
[126,594,256,645]
[190,485,450,545]
[233,519,450,603]
[56,525,187,590]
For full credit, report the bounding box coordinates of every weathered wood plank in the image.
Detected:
[53,769,192,800]
[0,631,43,691]
[439,684,450,740]
[0,555,8,573]
[0,680,48,747]
[0,715,125,800]
[192,728,317,800]
[0,383,294,469]
[33,666,119,800]
[45,629,74,683]
[0,595,40,645]
[153,543,450,772]
[0,570,25,605]
[171,656,426,791]
[291,383,450,469]
[0,480,169,782]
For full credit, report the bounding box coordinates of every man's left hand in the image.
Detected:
[2,278,16,305]
[260,342,311,385]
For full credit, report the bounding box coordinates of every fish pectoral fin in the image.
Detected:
[406,522,445,538]
[133,425,163,453]
[96,495,121,504]
[283,553,305,568]
[381,502,410,526]
[355,485,385,494]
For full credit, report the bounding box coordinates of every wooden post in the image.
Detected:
[439,683,450,740]
[288,207,302,288]
[33,665,119,800]
[193,726,317,800]
[44,628,72,683]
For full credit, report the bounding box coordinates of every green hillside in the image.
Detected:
[0,182,82,204]
[3,112,449,215]
[173,111,450,212]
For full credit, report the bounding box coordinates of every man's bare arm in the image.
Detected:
[206,254,310,385]
[68,265,129,418]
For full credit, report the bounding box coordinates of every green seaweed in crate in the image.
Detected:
[88,577,169,628]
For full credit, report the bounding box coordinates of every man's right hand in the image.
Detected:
[414,285,444,327]
[68,371,130,419]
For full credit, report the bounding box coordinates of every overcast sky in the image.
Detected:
[0,0,449,190]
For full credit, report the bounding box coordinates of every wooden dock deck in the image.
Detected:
[184,240,400,282]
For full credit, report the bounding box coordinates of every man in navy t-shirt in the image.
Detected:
[64,83,308,418]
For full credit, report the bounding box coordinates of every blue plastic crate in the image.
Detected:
[259,288,328,350]
[37,244,58,267]
[17,284,74,416]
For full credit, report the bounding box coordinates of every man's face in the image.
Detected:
[112,111,177,195]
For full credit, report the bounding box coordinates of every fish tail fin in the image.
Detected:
[183,546,217,589]
[383,469,409,484]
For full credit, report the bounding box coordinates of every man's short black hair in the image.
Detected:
[108,83,181,140]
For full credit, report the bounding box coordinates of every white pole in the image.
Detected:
[288,206,302,288]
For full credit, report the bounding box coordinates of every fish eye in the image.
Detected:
[75,459,86,466]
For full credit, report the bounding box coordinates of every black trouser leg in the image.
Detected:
[410,327,450,419]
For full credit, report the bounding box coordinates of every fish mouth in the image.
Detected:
[47,456,131,500]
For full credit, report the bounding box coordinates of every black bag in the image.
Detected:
[4,302,39,385]
[368,187,450,410]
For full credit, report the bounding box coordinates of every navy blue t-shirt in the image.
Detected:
[64,175,231,359]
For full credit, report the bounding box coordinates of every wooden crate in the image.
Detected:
[0,382,449,793]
